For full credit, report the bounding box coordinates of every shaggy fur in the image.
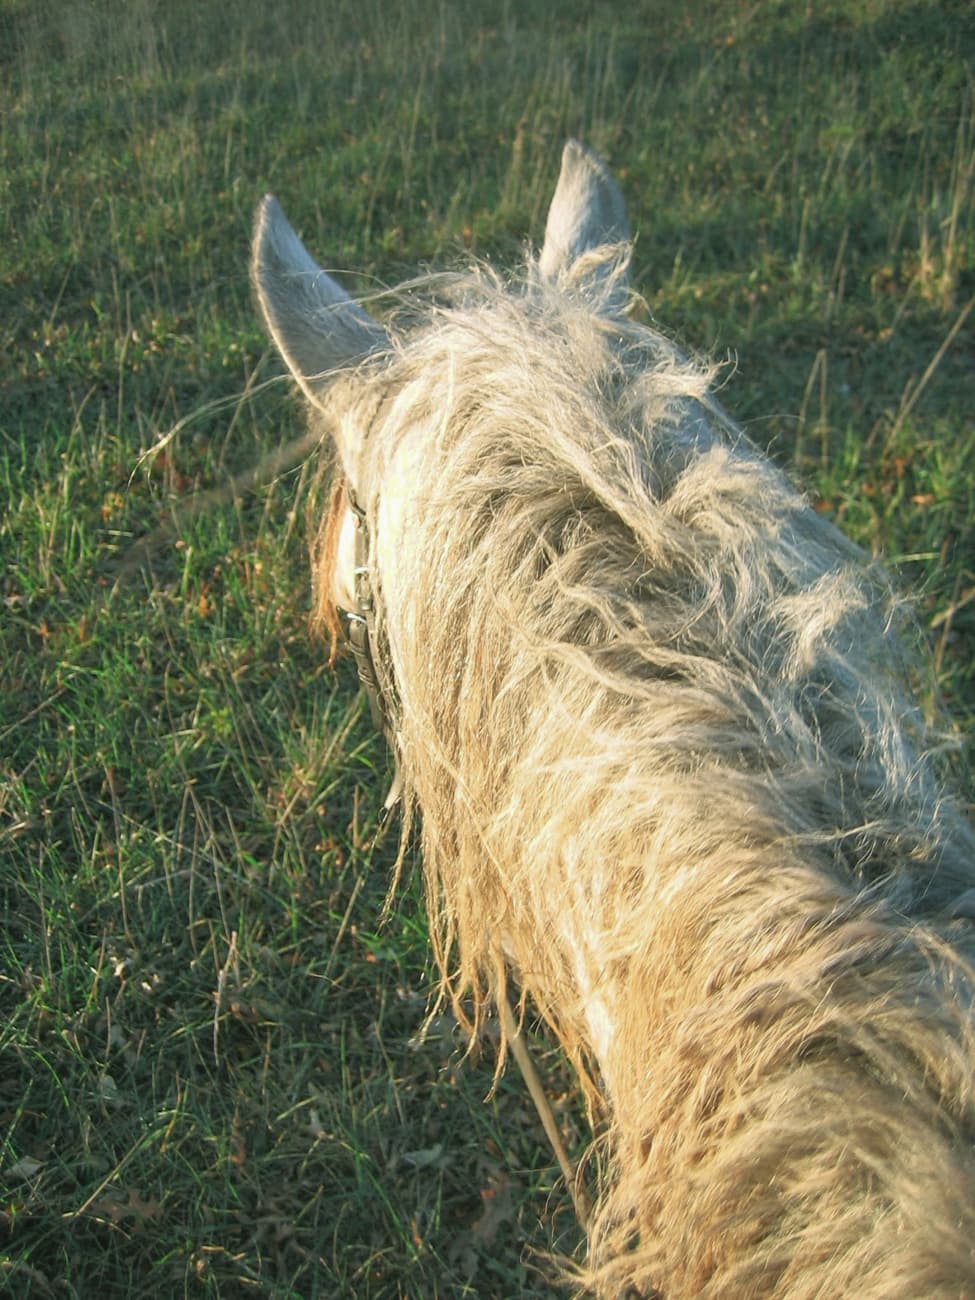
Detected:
[253,143,975,1297]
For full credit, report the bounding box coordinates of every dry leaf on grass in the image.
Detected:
[3,1156,44,1182]
[89,1187,163,1225]
[470,1165,513,1245]
[448,1162,517,1280]
[400,1143,449,1171]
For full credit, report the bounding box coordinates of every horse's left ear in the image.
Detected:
[539,140,630,305]
[251,195,388,409]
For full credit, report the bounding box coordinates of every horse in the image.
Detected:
[251,140,975,1297]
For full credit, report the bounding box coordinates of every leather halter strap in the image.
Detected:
[344,488,403,814]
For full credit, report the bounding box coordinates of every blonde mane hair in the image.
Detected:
[254,143,975,1297]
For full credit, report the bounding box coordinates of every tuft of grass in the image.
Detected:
[1,0,972,1294]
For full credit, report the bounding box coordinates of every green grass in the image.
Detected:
[1,0,973,1294]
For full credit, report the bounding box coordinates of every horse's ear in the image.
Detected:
[539,141,630,304]
[251,195,388,406]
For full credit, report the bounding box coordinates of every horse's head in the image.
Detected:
[250,141,631,628]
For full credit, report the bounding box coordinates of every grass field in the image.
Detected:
[1,0,973,1295]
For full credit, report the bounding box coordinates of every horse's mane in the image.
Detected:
[309,254,975,1292]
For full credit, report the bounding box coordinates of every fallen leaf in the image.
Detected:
[90,1187,163,1224]
[400,1143,447,1171]
[3,1156,43,1181]
[125,1188,163,1221]
[470,1166,513,1245]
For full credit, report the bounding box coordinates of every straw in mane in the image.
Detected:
[251,141,975,1297]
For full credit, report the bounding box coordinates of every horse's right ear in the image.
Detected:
[251,196,388,407]
[539,141,630,308]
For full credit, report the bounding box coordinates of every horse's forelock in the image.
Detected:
[311,475,348,665]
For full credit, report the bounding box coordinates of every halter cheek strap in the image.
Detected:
[344,488,403,815]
